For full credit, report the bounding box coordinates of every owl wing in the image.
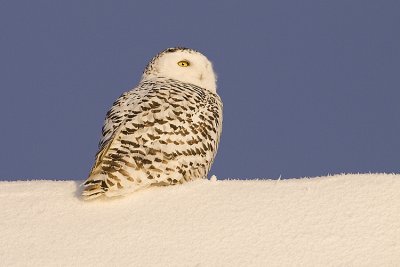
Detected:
[98,91,131,151]
[86,91,129,181]
[83,85,160,198]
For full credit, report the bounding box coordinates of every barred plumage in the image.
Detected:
[82,48,223,199]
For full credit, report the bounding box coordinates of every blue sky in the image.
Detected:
[1,1,399,180]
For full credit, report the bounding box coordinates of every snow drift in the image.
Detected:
[0,173,399,266]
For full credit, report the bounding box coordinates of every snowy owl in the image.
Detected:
[82,47,223,200]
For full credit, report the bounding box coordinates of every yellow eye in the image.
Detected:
[177,60,190,67]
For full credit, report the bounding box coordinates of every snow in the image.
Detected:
[1,173,399,266]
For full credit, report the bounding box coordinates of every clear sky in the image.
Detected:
[1,1,399,180]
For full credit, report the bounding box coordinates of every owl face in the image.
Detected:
[142,48,217,92]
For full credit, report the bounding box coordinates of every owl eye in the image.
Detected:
[177,60,190,67]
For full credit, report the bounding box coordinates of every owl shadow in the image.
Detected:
[73,180,85,199]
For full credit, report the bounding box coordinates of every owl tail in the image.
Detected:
[81,173,109,200]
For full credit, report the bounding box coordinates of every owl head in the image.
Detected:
[142,47,217,92]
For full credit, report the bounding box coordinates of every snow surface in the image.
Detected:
[1,173,399,266]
